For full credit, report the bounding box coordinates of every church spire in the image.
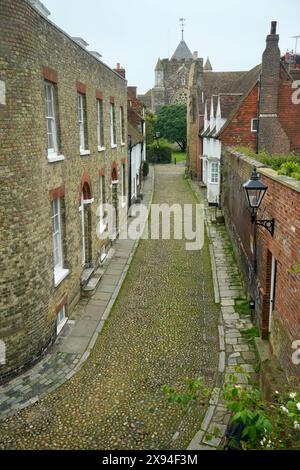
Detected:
[179,18,186,41]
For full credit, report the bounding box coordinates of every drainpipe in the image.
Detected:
[128,134,132,207]
[256,74,262,154]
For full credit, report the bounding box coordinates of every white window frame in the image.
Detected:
[57,305,68,335]
[210,162,219,184]
[78,94,90,155]
[52,198,69,287]
[120,106,125,145]
[251,118,258,133]
[96,99,105,151]
[45,82,64,162]
[110,103,117,147]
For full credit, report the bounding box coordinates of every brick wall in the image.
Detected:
[222,148,300,378]
[220,85,259,149]
[278,67,300,152]
[0,0,128,381]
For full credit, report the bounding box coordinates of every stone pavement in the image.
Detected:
[0,169,154,421]
[187,182,257,451]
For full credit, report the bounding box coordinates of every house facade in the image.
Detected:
[187,22,300,379]
[0,0,128,381]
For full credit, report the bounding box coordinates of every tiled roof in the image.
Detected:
[171,40,193,60]
[128,122,143,146]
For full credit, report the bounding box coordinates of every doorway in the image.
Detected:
[80,183,93,266]
[268,254,277,334]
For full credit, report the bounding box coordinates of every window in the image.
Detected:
[251,118,258,133]
[78,94,89,154]
[96,99,104,150]
[51,198,69,286]
[210,162,219,184]
[45,81,58,155]
[110,102,116,147]
[120,106,125,145]
[121,164,126,207]
[57,305,67,335]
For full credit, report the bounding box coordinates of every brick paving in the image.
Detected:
[0,165,220,450]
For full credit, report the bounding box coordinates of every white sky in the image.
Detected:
[43,0,300,94]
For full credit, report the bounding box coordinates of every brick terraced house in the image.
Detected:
[0,0,128,381]
[187,22,300,380]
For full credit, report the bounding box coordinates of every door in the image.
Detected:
[80,195,86,266]
[268,256,277,333]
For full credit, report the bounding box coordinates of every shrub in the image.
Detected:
[147,146,172,164]
[143,161,149,178]
[278,161,300,180]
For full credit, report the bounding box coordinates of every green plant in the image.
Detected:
[235,299,251,316]
[278,161,300,177]
[224,370,300,450]
[163,377,209,406]
[155,104,187,152]
[147,146,172,164]
[241,327,260,346]
[289,260,300,275]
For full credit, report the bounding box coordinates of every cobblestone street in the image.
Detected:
[0,165,221,450]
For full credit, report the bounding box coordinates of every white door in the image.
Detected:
[269,256,277,333]
[80,195,86,266]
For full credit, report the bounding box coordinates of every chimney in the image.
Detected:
[258,21,291,154]
[114,63,126,79]
[128,86,137,100]
[260,21,281,115]
[28,0,50,17]
[193,51,198,60]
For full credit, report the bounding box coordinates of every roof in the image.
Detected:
[128,122,143,146]
[171,40,193,60]
[204,57,213,71]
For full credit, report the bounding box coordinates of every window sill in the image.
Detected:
[48,153,65,163]
[121,201,127,209]
[54,268,70,288]
[57,317,68,336]
[80,149,91,156]
[111,144,117,149]
[121,142,126,147]
[98,146,106,152]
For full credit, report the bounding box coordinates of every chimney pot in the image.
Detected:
[193,51,198,60]
[271,21,277,35]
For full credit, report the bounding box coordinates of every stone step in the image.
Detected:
[82,269,105,298]
[80,267,95,287]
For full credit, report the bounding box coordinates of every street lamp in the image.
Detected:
[243,168,275,236]
[155,131,161,149]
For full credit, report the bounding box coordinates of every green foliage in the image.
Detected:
[241,327,260,346]
[147,146,172,164]
[163,377,209,407]
[172,152,187,164]
[289,260,300,275]
[235,299,251,316]
[146,111,157,147]
[234,147,300,180]
[224,370,300,450]
[155,104,187,152]
[143,161,149,178]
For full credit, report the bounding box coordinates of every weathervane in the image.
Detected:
[179,18,186,41]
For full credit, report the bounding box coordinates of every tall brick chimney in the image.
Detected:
[260,21,280,115]
[258,21,290,153]
[114,63,126,79]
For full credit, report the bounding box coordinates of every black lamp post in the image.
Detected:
[243,168,275,236]
[155,131,161,149]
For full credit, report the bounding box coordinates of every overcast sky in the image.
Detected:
[44,0,300,94]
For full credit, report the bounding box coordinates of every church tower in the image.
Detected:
[151,19,203,114]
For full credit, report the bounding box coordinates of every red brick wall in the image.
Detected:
[278,68,300,151]
[222,148,300,378]
[221,85,259,149]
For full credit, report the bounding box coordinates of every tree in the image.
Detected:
[155,104,187,151]
[146,111,156,147]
